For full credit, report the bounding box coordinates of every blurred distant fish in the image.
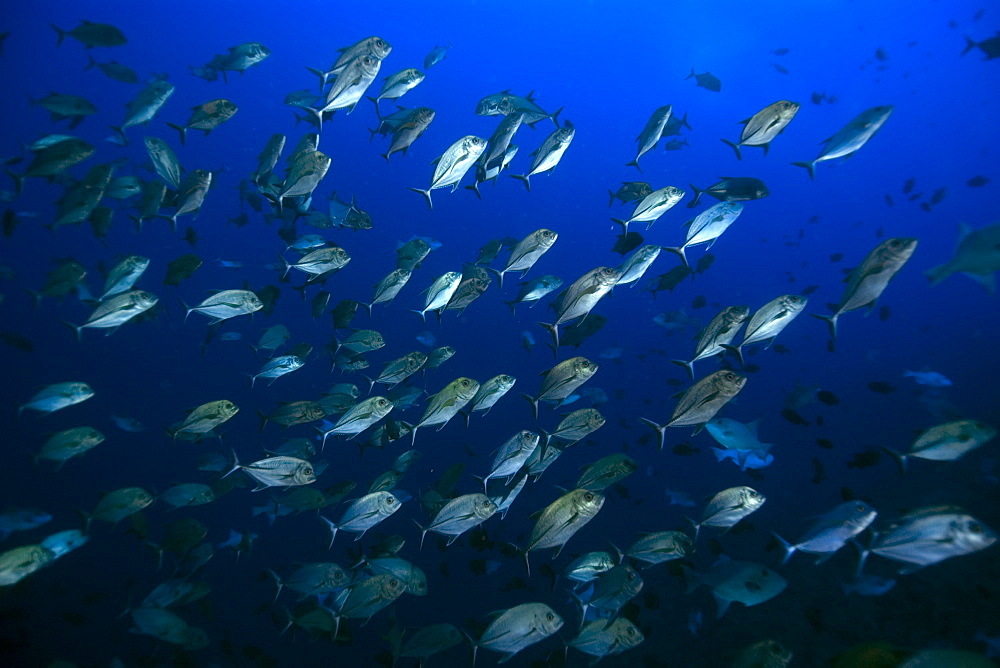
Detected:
[86,55,137,83]
[925,222,1000,293]
[424,42,452,69]
[628,105,672,171]
[792,106,894,179]
[687,177,769,208]
[51,20,127,48]
[902,370,952,387]
[110,78,175,146]
[686,68,721,91]
[962,33,1000,59]
[167,98,238,145]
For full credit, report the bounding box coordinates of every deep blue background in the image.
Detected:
[1,1,999,665]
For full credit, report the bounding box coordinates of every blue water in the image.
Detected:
[2,1,999,665]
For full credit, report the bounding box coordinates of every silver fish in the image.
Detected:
[248,355,303,389]
[687,558,787,618]
[775,500,877,564]
[183,289,262,325]
[611,185,686,233]
[884,419,998,472]
[692,486,766,538]
[489,228,558,287]
[475,603,563,664]
[484,430,540,489]
[322,491,401,546]
[792,105,894,179]
[575,453,637,491]
[615,245,662,287]
[412,271,461,323]
[626,531,693,565]
[672,305,749,379]
[67,290,158,341]
[99,255,151,301]
[641,370,747,448]
[862,506,996,573]
[163,170,212,231]
[628,105,672,171]
[19,382,94,416]
[111,79,175,145]
[723,294,807,366]
[504,274,563,314]
[366,268,412,315]
[511,121,575,191]
[144,137,182,189]
[409,135,487,210]
[663,200,744,267]
[541,266,620,349]
[319,396,394,449]
[722,100,799,160]
[813,237,917,341]
[251,134,285,185]
[523,356,599,420]
[411,377,480,444]
[464,374,517,420]
[225,453,315,492]
[925,222,1000,294]
[370,352,427,389]
[419,493,498,548]
[524,488,604,573]
[541,408,605,448]
[567,617,645,660]
[371,68,424,103]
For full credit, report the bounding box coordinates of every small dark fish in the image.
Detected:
[2,209,16,237]
[311,291,331,319]
[0,330,34,352]
[829,253,843,263]
[694,253,715,274]
[885,194,894,206]
[770,62,789,74]
[744,364,761,373]
[874,47,889,61]
[878,306,891,321]
[817,438,834,449]
[817,390,839,406]
[967,175,989,187]
[332,299,359,329]
[771,48,790,56]
[920,203,932,213]
[772,344,790,354]
[811,458,826,484]
[907,194,921,202]
[930,187,947,205]
[646,265,691,296]
[608,181,653,207]
[671,442,699,456]
[902,178,915,194]
[867,381,896,394]
[183,226,199,247]
[686,68,721,92]
[781,408,810,426]
[611,231,644,256]
[256,285,280,317]
[690,295,707,309]
[801,285,819,296]
[846,449,881,470]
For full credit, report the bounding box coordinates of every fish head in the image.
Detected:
[364,37,392,60]
[378,492,401,516]
[70,382,96,401]
[740,487,767,510]
[595,267,622,287]
[953,515,998,554]
[571,357,599,378]
[135,291,158,308]
[535,606,564,635]
[712,371,747,396]
[780,294,808,312]
[777,100,801,117]
[968,420,998,443]
[727,305,751,323]
[574,489,606,516]
[534,228,559,248]
[611,618,645,649]
[243,292,264,312]
[476,496,499,519]
[881,237,919,265]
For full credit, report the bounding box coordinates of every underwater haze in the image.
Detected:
[2,0,1000,666]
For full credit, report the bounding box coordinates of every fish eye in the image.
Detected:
[970,523,983,534]
[304,468,314,475]
[856,504,866,512]
[546,612,554,621]
[725,373,735,380]
[584,493,594,501]
[386,497,395,504]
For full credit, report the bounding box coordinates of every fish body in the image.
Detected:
[628,105,672,171]
[86,56,137,83]
[615,245,662,286]
[0,509,52,541]
[31,93,97,127]
[505,274,562,313]
[579,564,643,616]
[410,135,487,210]
[475,91,561,127]
[19,382,94,416]
[321,55,382,115]
[323,491,401,545]
[420,493,497,547]
[886,419,997,471]
[52,20,127,48]
[38,426,105,466]
[248,355,304,388]
[226,454,315,492]
[641,371,746,449]
[168,400,238,439]
[694,486,766,537]
[612,185,686,232]
[775,501,877,564]
[68,290,158,340]
[413,271,461,322]
[792,106,894,179]
[183,289,262,325]
[524,356,599,419]
[280,150,331,200]
[543,408,604,448]
[626,531,693,565]
[412,378,479,443]
[168,99,238,145]
[567,617,645,660]
[688,177,769,208]
[563,550,618,584]
[0,545,55,586]
[609,181,653,207]
[575,453,637,491]
[865,506,997,571]
[400,624,465,662]
[89,486,154,526]
[542,267,620,347]
[466,374,517,418]
[672,305,749,379]
[282,246,350,278]
[101,255,151,300]
[373,352,427,388]
[526,489,604,566]
[686,69,721,91]
[484,430,540,488]
[926,222,1000,293]
[815,238,917,339]
[373,68,425,103]
[382,107,435,162]
[476,602,563,663]
[21,139,95,186]
[112,79,175,144]
[664,201,743,267]
[722,100,799,159]
[688,558,787,618]
[424,43,452,69]
[319,396,394,448]
[511,121,575,191]
[492,228,558,287]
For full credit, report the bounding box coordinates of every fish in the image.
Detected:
[370,68,425,104]
[687,177,769,208]
[411,377,479,443]
[167,400,239,441]
[167,99,238,145]
[475,90,562,128]
[488,228,558,287]
[722,100,800,160]
[685,557,787,618]
[690,486,766,539]
[100,255,151,301]
[182,289,263,325]
[522,356,599,420]
[626,531,693,565]
[399,623,466,663]
[37,426,105,467]
[51,20,127,48]
[615,245,662,287]
[0,545,56,586]
[19,381,94,416]
[162,169,212,231]
[792,106,894,179]
[510,121,576,191]
[524,489,605,573]
[722,294,808,366]
[368,352,428,390]
[628,105,672,171]
[85,55,137,83]
[860,506,997,574]
[647,265,693,296]
[925,222,1000,293]
[671,305,749,379]
[567,617,645,661]
[902,370,952,387]
[464,374,517,421]
[381,107,435,163]
[483,430,540,489]
[224,453,316,492]
[813,238,917,341]
[774,501,878,564]
[247,355,304,389]
[419,493,497,548]
[318,396,394,449]
[409,135,487,210]
[321,492,402,546]
[0,509,53,541]
[540,267,620,348]
[503,275,563,314]
[611,185,686,233]
[640,370,747,448]
[573,564,643,617]
[686,68,721,91]
[963,33,1000,59]
[30,93,97,128]
[65,290,158,341]
[14,138,95,194]
[609,181,653,207]
[473,602,563,664]
[424,42,452,69]
[882,419,997,473]
[110,78,175,145]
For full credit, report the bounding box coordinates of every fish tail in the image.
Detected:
[550,106,563,128]
[222,449,241,479]
[108,125,128,146]
[408,187,433,210]
[410,424,419,446]
[610,218,630,234]
[773,532,797,565]
[520,392,540,421]
[305,66,327,91]
[166,122,187,147]
[485,266,504,288]
[320,515,338,549]
[962,36,978,56]
[670,359,695,381]
[810,312,838,341]
[879,446,907,476]
[924,264,950,286]
[539,321,559,349]
[687,183,703,208]
[60,319,83,343]
[510,174,531,192]
[277,253,292,280]
[50,23,67,46]
[680,112,692,130]
[720,138,742,161]
[682,515,701,542]
[465,182,482,199]
[625,159,643,173]
[685,67,695,80]
[662,245,689,268]
[85,54,97,70]
[791,160,817,180]
[607,189,616,207]
[179,297,193,324]
[359,374,375,395]
[503,300,517,316]
[7,168,24,198]
[719,343,744,367]
[264,568,283,602]
[639,417,667,451]
[256,409,269,432]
